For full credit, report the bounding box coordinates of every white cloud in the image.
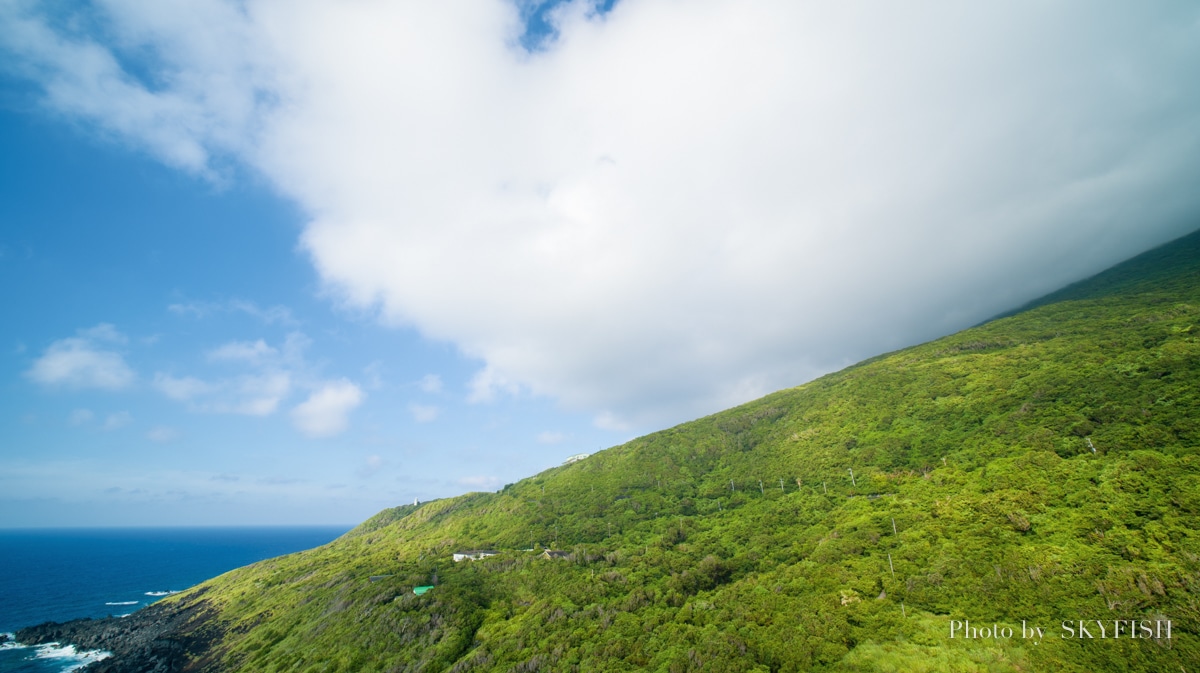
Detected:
[217,373,292,416]
[153,371,290,415]
[26,327,135,390]
[146,426,179,442]
[291,379,365,437]
[69,409,94,426]
[79,323,127,343]
[536,431,565,444]
[153,373,214,401]
[208,339,278,364]
[153,331,307,415]
[417,374,442,394]
[7,2,1200,427]
[0,0,270,175]
[103,411,132,430]
[408,404,440,423]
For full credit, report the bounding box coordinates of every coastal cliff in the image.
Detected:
[15,594,220,673]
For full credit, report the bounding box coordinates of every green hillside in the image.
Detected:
[156,230,1200,672]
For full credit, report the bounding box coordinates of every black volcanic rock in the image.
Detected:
[15,594,223,673]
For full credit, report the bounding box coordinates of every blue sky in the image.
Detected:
[2,1,1198,526]
[0,74,621,527]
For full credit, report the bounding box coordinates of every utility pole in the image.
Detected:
[759,480,764,494]
[779,478,785,492]
[892,518,898,536]
[848,468,856,486]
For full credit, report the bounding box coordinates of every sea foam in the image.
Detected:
[144,590,182,597]
[31,642,111,672]
[104,601,139,606]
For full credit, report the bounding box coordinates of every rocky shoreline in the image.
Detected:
[14,593,223,673]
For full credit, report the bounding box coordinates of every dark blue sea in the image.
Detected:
[0,526,349,672]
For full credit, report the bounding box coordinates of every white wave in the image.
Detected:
[31,642,111,672]
[105,600,139,605]
[0,633,26,650]
[144,590,182,596]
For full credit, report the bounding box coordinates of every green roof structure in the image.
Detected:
[412,585,434,596]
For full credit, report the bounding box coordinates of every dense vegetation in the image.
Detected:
[160,230,1199,672]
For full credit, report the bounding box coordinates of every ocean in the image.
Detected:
[0,526,349,672]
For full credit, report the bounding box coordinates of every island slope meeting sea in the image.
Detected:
[15,230,1200,671]
[0,527,350,673]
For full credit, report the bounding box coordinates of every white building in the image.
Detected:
[452,550,498,562]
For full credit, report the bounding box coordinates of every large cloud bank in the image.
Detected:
[4,0,1200,427]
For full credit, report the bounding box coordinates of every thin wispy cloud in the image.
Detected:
[153,333,302,414]
[458,475,501,490]
[150,330,367,436]
[103,411,133,431]
[168,299,298,326]
[417,374,443,394]
[362,361,384,390]
[26,325,136,390]
[208,339,278,365]
[592,411,630,433]
[153,371,290,416]
[153,374,215,401]
[358,454,386,477]
[79,323,127,344]
[408,404,440,424]
[146,426,179,443]
[214,373,292,416]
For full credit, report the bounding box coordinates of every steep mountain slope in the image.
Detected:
[30,230,1200,671]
